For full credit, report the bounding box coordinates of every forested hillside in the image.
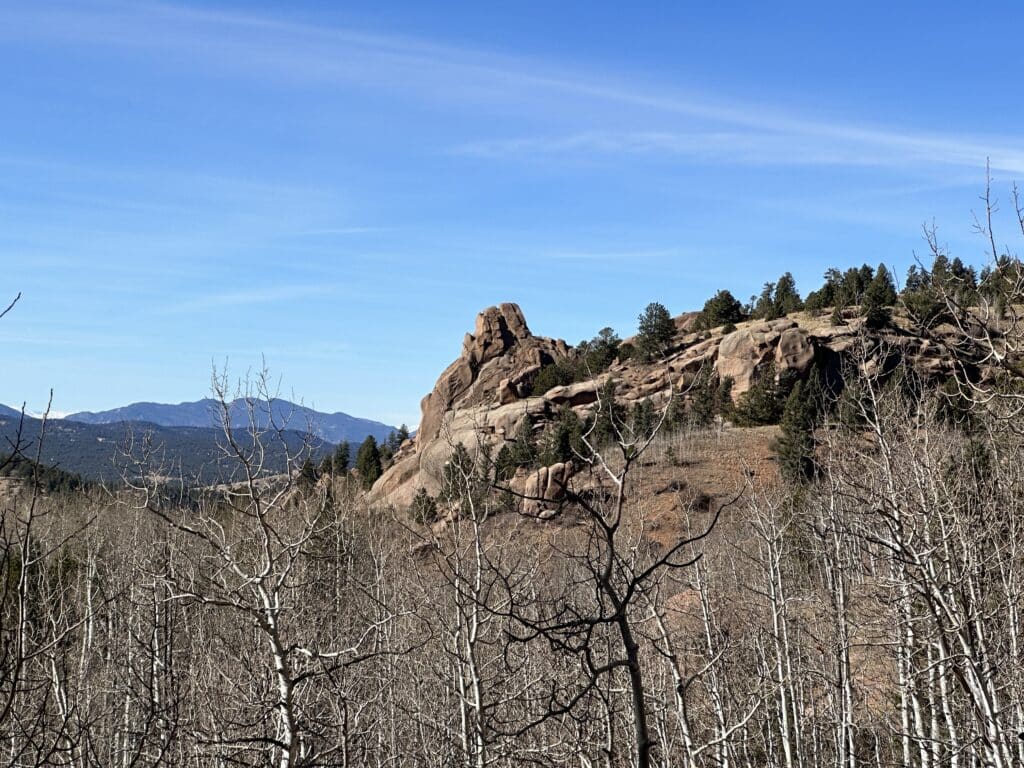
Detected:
[4,230,1024,767]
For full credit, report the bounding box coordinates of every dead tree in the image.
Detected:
[125,369,403,767]
[486,384,730,768]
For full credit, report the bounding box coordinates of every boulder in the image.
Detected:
[542,379,605,407]
[463,302,530,366]
[497,378,518,405]
[716,327,779,396]
[775,328,815,377]
[509,461,575,516]
[370,397,551,508]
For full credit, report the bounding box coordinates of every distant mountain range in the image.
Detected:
[0,399,398,485]
[65,398,397,445]
[0,411,331,485]
[0,403,24,419]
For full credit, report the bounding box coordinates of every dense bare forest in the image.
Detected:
[5,209,1024,768]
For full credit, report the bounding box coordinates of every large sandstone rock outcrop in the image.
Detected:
[371,304,570,507]
[716,320,816,396]
[418,304,568,445]
[775,327,815,374]
[370,303,965,510]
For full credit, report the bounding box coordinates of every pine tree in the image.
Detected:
[636,302,676,359]
[753,282,778,320]
[904,264,928,293]
[355,435,382,489]
[688,370,717,427]
[298,457,319,487]
[539,420,573,466]
[733,364,783,426]
[663,393,686,433]
[697,289,743,329]
[776,374,820,484]
[580,327,621,373]
[774,272,803,315]
[592,379,626,447]
[630,398,655,443]
[410,487,439,524]
[386,430,401,454]
[509,415,538,469]
[494,444,517,482]
[805,268,840,312]
[333,441,351,472]
[862,262,897,328]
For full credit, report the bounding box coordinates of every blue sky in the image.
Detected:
[3,1,1024,427]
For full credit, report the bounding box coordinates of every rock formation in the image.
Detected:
[370,303,569,507]
[716,319,816,396]
[369,303,964,510]
[508,461,574,517]
[417,303,569,445]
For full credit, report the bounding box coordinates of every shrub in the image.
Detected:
[410,488,440,525]
[902,289,946,329]
[530,361,576,396]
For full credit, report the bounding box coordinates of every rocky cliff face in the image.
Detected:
[371,304,569,507]
[370,304,958,509]
[417,303,569,445]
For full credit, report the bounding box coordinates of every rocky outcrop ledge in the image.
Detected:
[369,303,955,509]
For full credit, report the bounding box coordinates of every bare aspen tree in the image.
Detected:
[487,386,728,768]
[123,370,403,767]
[923,169,1024,424]
[0,396,95,765]
[815,351,1024,768]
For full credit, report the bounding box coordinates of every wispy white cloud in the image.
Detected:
[6,2,1022,176]
[0,330,145,349]
[161,283,349,314]
[455,129,1024,175]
